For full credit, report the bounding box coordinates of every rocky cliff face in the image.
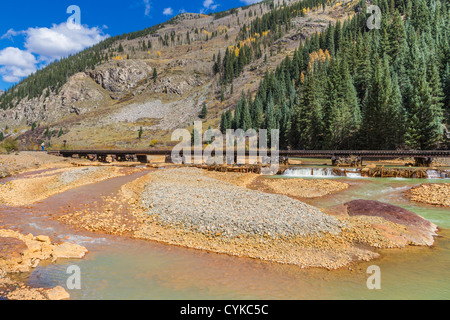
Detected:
[0,72,111,128]
[87,60,153,99]
[0,59,155,130]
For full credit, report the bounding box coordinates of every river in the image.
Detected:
[4,170,450,300]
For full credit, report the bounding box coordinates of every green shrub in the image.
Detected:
[1,138,19,153]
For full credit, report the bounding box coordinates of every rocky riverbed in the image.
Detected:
[51,167,440,269]
[0,228,88,300]
[111,168,436,269]
[408,183,450,207]
[0,154,442,297]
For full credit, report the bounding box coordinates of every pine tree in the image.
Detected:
[251,96,264,129]
[443,63,450,123]
[200,103,208,119]
[241,100,252,131]
[264,95,276,144]
[153,68,158,83]
[406,63,442,149]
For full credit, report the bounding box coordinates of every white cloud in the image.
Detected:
[24,22,108,60]
[240,0,262,4]
[0,22,108,83]
[0,47,37,83]
[163,7,174,15]
[203,0,214,8]
[1,29,22,41]
[143,0,151,16]
[203,0,219,11]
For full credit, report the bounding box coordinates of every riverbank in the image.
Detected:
[0,166,127,207]
[0,151,76,179]
[0,228,87,300]
[408,183,450,207]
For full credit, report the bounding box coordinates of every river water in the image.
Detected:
[5,171,450,300]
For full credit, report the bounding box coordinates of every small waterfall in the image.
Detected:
[283,167,335,178]
[345,170,362,178]
[426,170,442,179]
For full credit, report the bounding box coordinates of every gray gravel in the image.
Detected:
[140,168,343,238]
[57,167,102,186]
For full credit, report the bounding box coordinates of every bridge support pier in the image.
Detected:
[414,157,433,167]
[136,155,148,163]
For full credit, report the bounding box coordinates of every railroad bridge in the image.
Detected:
[49,149,450,167]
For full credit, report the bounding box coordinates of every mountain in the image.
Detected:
[0,0,448,151]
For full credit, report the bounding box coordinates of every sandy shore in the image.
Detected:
[202,170,349,198]
[0,166,126,207]
[408,183,450,207]
[256,177,349,198]
[0,152,75,179]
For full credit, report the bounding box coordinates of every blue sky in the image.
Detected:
[0,0,262,91]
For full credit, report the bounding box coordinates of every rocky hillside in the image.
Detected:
[0,0,357,150]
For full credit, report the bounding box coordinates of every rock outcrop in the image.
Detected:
[345,200,438,246]
[0,72,110,128]
[0,228,88,274]
[88,60,152,98]
[0,228,88,300]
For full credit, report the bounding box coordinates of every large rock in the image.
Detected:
[88,60,152,97]
[0,229,88,274]
[52,242,88,259]
[345,200,438,246]
[0,237,29,273]
[45,286,70,300]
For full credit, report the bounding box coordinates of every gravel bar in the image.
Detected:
[141,168,343,238]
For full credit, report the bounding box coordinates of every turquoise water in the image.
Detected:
[18,176,450,300]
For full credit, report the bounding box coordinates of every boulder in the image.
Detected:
[0,237,29,273]
[52,242,88,259]
[45,286,70,300]
[35,235,51,244]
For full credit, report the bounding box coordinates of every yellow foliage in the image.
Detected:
[308,49,331,71]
